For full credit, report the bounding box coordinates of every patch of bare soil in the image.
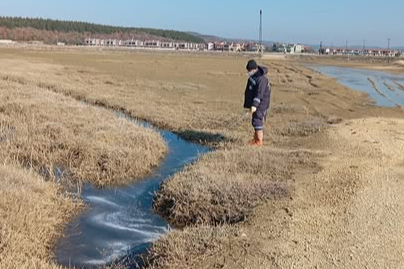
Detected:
[144,117,404,269]
[240,118,404,269]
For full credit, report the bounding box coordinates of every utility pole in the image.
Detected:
[362,39,366,55]
[387,38,391,63]
[259,9,263,57]
[346,39,349,61]
[319,41,323,54]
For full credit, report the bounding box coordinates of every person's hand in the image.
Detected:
[250,106,257,114]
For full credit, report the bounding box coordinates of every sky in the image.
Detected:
[0,0,403,47]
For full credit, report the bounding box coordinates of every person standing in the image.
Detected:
[243,59,271,146]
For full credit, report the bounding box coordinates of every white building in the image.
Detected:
[291,44,303,53]
[0,39,14,45]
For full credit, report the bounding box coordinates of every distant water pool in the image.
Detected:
[308,65,404,109]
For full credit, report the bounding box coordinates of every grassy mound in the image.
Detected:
[0,79,167,187]
[140,225,250,269]
[0,164,78,269]
[154,148,316,227]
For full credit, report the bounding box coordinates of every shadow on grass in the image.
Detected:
[175,129,231,147]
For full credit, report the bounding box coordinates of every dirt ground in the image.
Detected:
[1,47,404,268]
[227,116,404,269]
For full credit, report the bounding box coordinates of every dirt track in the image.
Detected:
[228,117,404,269]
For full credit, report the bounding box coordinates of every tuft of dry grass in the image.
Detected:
[154,148,316,227]
[140,225,252,269]
[271,103,309,115]
[0,163,79,269]
[278,117,328,137]
[0,79,166,187]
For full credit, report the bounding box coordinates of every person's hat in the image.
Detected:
[246,59,258,70]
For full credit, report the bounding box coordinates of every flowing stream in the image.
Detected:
[55,112,209,268]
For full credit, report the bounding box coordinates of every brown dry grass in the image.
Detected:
[0,50,378,148]
[154,148,317,227]
[0,163,78,269]
[1,48,403,269]
[0,51,339,148]
[141,225,252,269]
[0,53,167,268]
[279,117,328,137]
[105,225,252,269]
[0,76,166,187]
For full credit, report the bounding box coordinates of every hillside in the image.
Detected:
[0,16,205,45]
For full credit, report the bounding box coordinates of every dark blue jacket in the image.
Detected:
[243,66,271,111]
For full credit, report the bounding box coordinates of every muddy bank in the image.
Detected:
[308,65,404,108]
[291,54,404,75]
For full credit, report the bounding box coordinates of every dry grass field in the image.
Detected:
[0,163,78,269]
[0,64,166,187]
[1,47,404,268]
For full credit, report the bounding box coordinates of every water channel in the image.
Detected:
[55,112,209,268]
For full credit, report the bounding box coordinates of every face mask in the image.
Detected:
[247,70,256,77]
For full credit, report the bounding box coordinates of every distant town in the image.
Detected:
[83,38,266,52]
[84,39,404,57]
[0,17,402,57]
[71,38,404,57]
[0,38,402,57]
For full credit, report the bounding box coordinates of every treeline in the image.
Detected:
[0,16,205,43]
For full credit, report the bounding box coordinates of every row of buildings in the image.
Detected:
[84,38,265,52]
[207,41,264,52]
[271,43,402,57]
[3,37,401,57]
[271,43,313,53]
[321,47,401,57]
[84,38,206,50]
